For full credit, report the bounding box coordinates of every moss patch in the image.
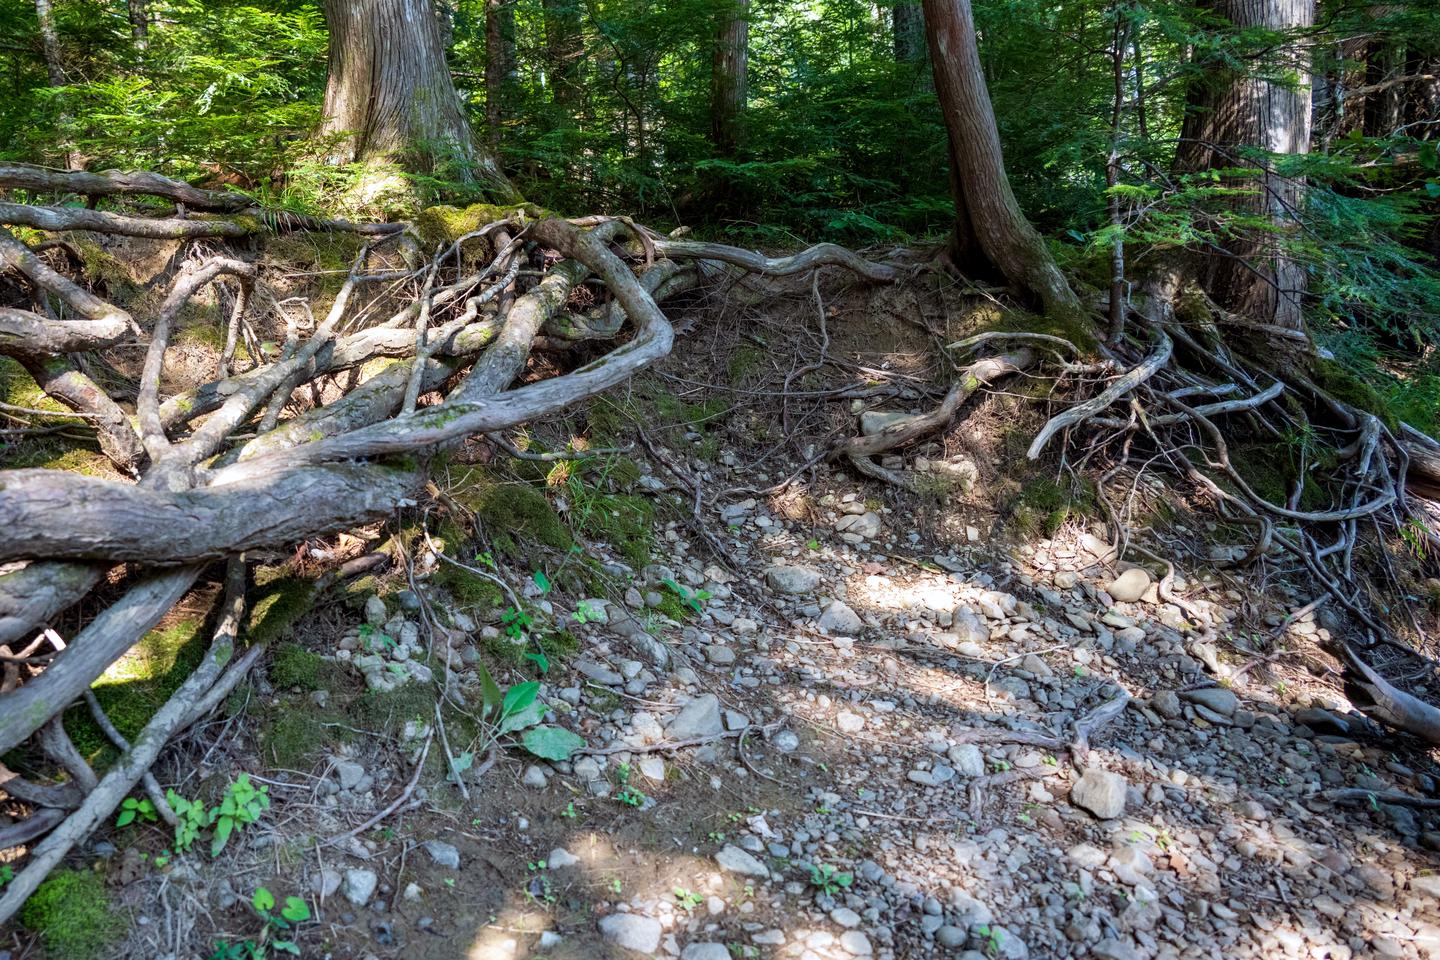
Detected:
[256,698,343,768]
[70,614,210,760]
[414,202,547,248]
[1011,475,1097,537]
[1310,357,1399,430]
[972,306,1100,357]
[572,489,654,570]
[246,574,317,645]
[270,643,346,692]
[448,467,573,557]
[355,683,436,735]
[20,868,125,960]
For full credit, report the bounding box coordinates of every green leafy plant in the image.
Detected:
[116,795,158,827]
[614,762,648,807]
[975,924,1005,957]
[660,577,712,615]
[167,789,210,854]
[210,774,270,857]
[210,887,311,959]
[673,887,704,912]
[0,864,12,887]
[357,623,396,653]
[807,863,853,895]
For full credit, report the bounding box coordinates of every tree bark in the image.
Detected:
[711,0,750,154]
[922,0,1086,322]
[1175,0,1314,336]
[128,0,148,49]
[320,0,518,199]
[485,0,517,150]
[542,0,584,114]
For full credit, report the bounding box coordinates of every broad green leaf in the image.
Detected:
[533,570,552,594]
[521,726,586,761]
[498,700,546,736]
[280,897,311,923]
[501,681,540,717]
[211,815,234,857]
[252,887,275,913]
[476,661,503,719]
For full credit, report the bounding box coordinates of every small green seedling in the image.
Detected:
[807,863,853,895]
[975,924,1004,957]
[673,888,704,912]
[208,887,310,959]
[116,796,159,827]
[660,577,712,614]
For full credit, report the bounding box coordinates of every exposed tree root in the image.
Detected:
[0,172,898,918]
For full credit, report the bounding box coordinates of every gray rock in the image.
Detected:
[343,868,378,906]
[715,844,769,877]
[704,644,736,665]
[836,711,865,734]
[548,847,581,869]
[773,729,801,753]
[521,764,549,789]
[1181,686,1238,717]
[839,930,873,955]
[937,925,968,949]
[818,600,864,636]
[835,512,882,540]
[364,595,387,626]
[665,693,724,739]
[764,565,823,595]
[333,760,366,791]
[1092,938,1140,960]
[950,607,988,647]
[312,869,341,899]
[1150,690,1182,718]
[598,913,662,953]
[948,744,986,777]
[1106,568,1152,603]
[575,659,624,686]
[681,945,731,960]
[831,907,862,928]
[422,840,460,870]
[1069,769,1128,819]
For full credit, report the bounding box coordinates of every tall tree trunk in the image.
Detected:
[894,0,933,90]
[711,0,749,154]
[922,0,1085,322]
[542,0,584,114]
[320,0,518,200]
[1175,0,1314,335]
[34,0,78,170]
[485,0,517,150]
[128,0,149,50]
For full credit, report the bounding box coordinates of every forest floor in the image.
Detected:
[7,260,1440,960]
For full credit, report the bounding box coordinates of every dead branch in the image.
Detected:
[1028,329,1172,459]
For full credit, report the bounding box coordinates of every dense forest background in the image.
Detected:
[1,0,1436,425]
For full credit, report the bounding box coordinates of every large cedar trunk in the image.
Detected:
[711,0,750,153]
[320,0,518,199]
[486,0,517,147]
[922,0,1084,321]
[1175,0,1314,334]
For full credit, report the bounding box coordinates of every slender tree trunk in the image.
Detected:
[34,0,78,170]
[922,0,1085,321]
[711,0,749,154]
[128,0,149,50]
[1175,0,1314,335]
[320,0,518,199]
[542,0,584,114]
[34,0,63,88]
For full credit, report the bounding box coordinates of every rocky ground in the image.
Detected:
[11,284,1440,960]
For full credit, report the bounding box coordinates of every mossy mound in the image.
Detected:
[1309,357,1399,430]
[448,467,573,557]
[69,614,211,760]
[415,201,548,248]
[270,643,347,692]
[246,572,317,645]
[972,306,1100,357]
[1011,474,1098,537]
[20,869,125,960]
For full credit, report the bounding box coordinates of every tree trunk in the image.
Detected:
[320,0,518,199]
[922,0,1085,322]
[128,0,148,49]
[711,0,749,154]
[894,1,926,65]
[542,0,584,114]
[1175,0,1314,336]
[485,0,517,150]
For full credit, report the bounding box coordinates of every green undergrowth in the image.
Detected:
[967,305,1101,357]
[1009,474,1099,537]
[414,201,549,248]
[247,568,318,645]
[1228,439,1336,512]
[270,643,347,692]
[20,868,125,960]
[584,376,730,452]
[68,614,211,761]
